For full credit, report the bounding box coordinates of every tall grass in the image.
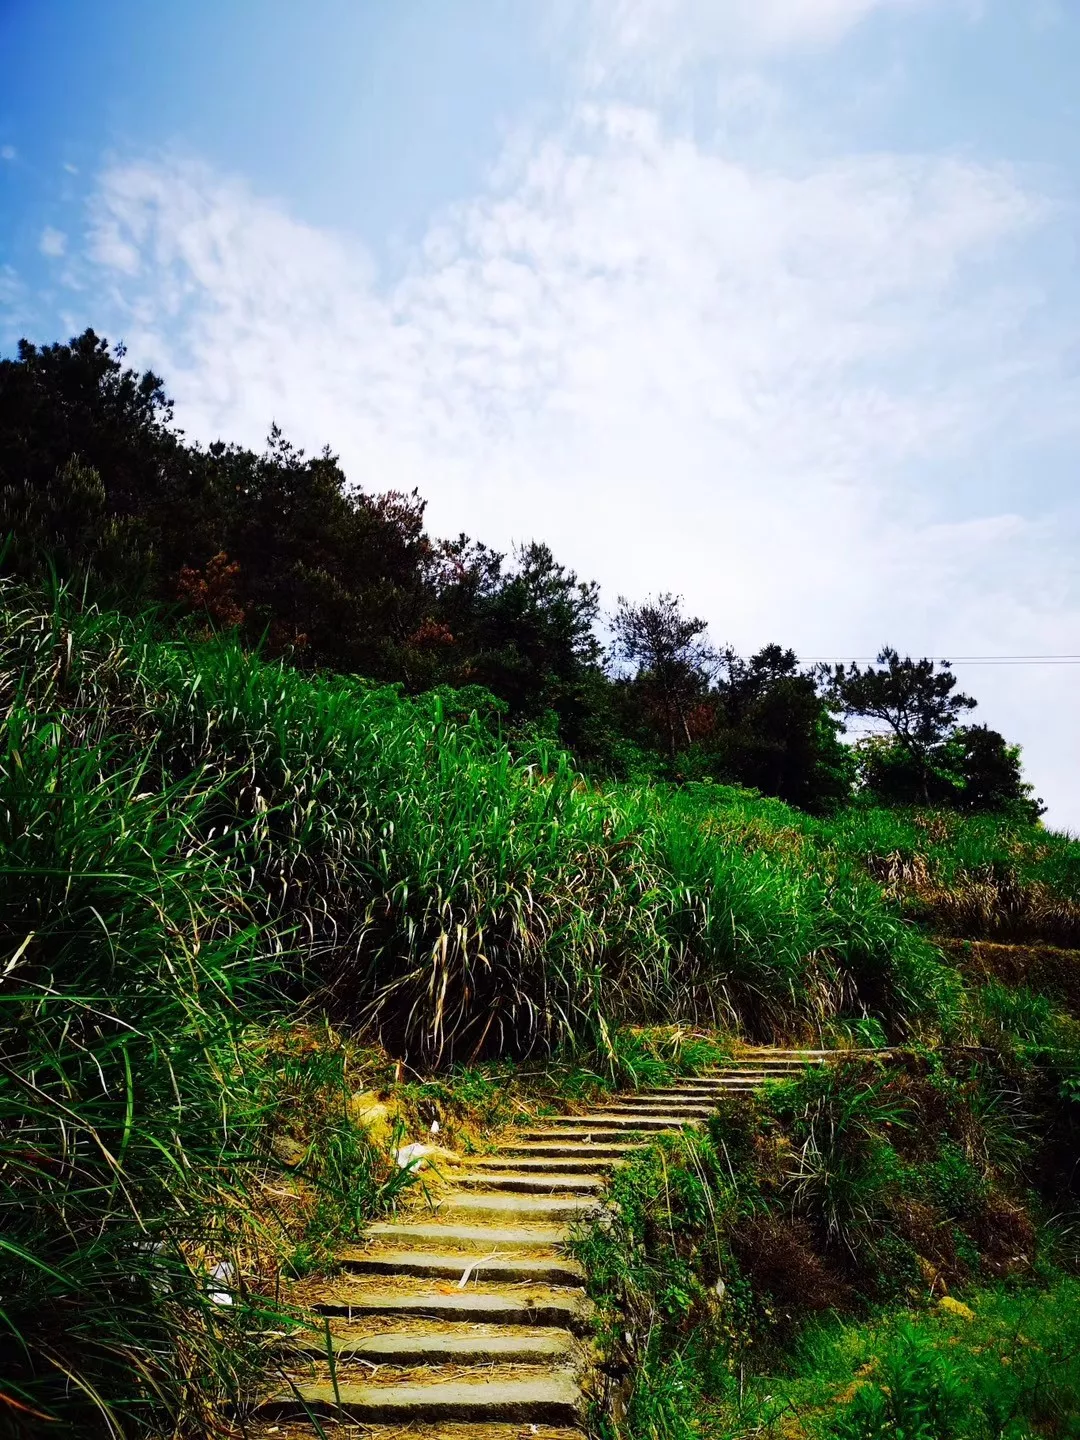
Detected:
[1,580,955,1069]
[0,602,415,1433]
[818,806,1080,946]
[0,686,275,1430]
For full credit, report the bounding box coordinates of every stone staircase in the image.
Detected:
[250,1050,832,1438]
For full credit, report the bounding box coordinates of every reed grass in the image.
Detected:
[0,684,277,1431]
[818,806,1080,946]
[2,579,956,1067]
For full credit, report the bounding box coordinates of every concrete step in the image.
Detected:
[452,1171,606,1195]
[637,1087,750,1097]
[467,1154,619,1174]
[668,1069,806,1081]
[500,1140,645,1160]
[731,1054,840,1065]
[515,1133,694,1150]
[363,1220,569,1251]
[721,1058,816,1064]
[533,1113,703,1133]
[604,1088,722,1100]
[517,1128,684,1145]
[260,1372,583,1425]
[292,1322,579,1366]
[607,1086,721,1098]
[602,1098,716,1114]
[337,1248,585,1286]
[687,1067,801,1076]
[308,1281,594,1332]
[431,1191,601,1225]
[247,1423,585,1440]
[714,1065,817,1077]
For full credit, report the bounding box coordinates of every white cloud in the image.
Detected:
[39,226,67,258]
[79,107,1080,824]
[0,265,26,336]
[601,0,915,52]
[0,145,15,162]
[574,0,946,85]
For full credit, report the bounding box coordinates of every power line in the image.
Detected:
[801,655,1080,666]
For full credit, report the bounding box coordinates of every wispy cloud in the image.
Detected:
[39,226,67,258]
[570,0,955,92]
[590,0,924,58]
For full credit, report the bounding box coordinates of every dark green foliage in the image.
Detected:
[0,331,175,542]
[826,647,977,755]
[611,591,717,758]
[855,726,1041,820]
[946,724,1043,817]
[438,538,619,761]
[2,329,1046,815]
[0,332,607,748]
[823,649,1040,819]
[706,646,855,813]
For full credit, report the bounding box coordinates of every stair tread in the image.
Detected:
[297,1277,594,1328]
[454,1171,605,1189]
[302,1274,588,1299]
[433,1192,599,1214]
[290,1325,579,1361]
[529,1116,702,1130]
[337,1249,585,1282]
[467,1155,617,1171]
[260,1371,583,1421]
[364,1221,569,1248]
[502,1139,645,1152]
[249,1424,584,1440]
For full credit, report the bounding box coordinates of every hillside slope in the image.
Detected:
[2,578,1078,1437]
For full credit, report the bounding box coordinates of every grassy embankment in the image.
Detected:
[2,578,1078,1435]
[571,809,1080,1438]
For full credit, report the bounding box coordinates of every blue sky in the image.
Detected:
[2,1,1080,823]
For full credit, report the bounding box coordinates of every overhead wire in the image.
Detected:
[800,655,1080,666]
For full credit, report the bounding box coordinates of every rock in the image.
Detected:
[395,1141,461,1171]
[349,1091,397,1147]
[271,1134,308,1168]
